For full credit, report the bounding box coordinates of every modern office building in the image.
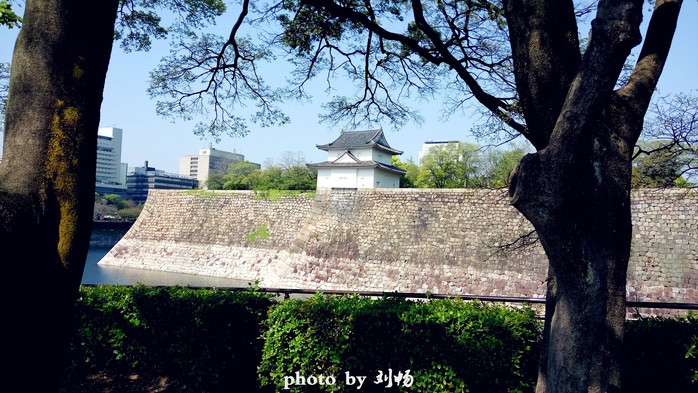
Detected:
[307,128,406,189]
[95,127,128,198]
[179,147,251,186]
[127,161,198,203]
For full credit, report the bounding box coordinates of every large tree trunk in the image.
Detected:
[504,0,683,391]
[509,123,633,393]
[0,0,119,390]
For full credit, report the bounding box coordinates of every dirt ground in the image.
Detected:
[61,371,197,393]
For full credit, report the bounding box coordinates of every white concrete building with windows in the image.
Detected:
[95,127,128,197]
[179,147,246,184]
[307,129,406,189]
[127,161,198,203]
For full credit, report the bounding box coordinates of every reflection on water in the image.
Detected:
[82,247,254,288]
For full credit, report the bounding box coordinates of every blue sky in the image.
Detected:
[1,1,697,173]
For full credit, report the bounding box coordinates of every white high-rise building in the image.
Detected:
[95,127,128,196]
[179,147,246,185]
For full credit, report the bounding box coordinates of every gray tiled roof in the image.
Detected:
[307,150,406,175]
[317,129,403,155]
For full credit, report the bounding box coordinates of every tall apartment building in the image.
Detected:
[95,127,128,197]
[179,147,246,185]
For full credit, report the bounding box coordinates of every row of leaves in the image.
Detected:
[67,286,697,393]
[258,295,540,393]
[69,285,274,392]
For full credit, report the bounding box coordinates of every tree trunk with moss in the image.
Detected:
[0,0,119,390]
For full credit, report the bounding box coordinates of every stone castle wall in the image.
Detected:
[100,188,698,312]
[102,190,314,279]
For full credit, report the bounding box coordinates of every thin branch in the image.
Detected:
[410,0,527,135]
[299,0,526,134]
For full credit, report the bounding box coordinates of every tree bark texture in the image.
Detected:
[504,0,683,392]
[0,0,119,390]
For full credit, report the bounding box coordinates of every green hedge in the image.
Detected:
[67,286,698,393]
[69,285,275,392]
[258,295,541,393]
[623,312,698,392]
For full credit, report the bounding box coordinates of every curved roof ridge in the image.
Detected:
[316,128,402,155]
[369,128,383,143]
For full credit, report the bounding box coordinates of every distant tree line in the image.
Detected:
[630,92,698,188]
[93,193,143,221]
[394,143,530,189]
[396,138,695,190]
[205,140,695,192]
[206,151,318,191]
[632,140,694,188]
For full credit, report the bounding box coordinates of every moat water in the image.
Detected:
[82,246,253,288]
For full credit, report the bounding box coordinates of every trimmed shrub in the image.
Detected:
[67,286,697,393]
[69,285,276,392]
[69,285,149,373]
[258,295,541,393]
[622,312,698,393]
